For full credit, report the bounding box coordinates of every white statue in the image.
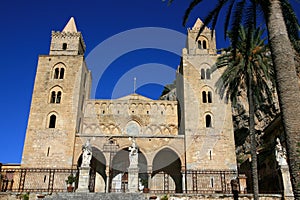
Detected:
[275,138,288,166]
[138,178,144,191]
[81,140,92,167]
[129,138,138,166]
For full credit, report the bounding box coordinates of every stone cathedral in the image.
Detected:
[20,17,237,193]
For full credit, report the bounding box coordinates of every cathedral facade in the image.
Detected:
[18,17,237,193]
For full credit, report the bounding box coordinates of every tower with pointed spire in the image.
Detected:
[176,18,237,172]
[21,17,91,168]
[17,17,237,193]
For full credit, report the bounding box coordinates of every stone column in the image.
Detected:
[77,167,90,193]
[105,167,110,193]
[182,172,186,193]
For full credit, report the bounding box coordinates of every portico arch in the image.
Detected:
[110,147,148,192]
[77,147,106,192]
[152,148,182,193]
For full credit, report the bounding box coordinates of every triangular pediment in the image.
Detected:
[116,93,153,101]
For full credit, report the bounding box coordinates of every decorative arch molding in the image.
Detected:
[49,86,63,104]
[124,115,144,127]
[82,123,121,135]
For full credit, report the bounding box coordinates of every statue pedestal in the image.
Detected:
[127,166,139,193]
[280,165,294,198]
[76,167,90,193]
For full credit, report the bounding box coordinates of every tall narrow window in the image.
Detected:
[62,43,67,50]
[201,69,205,79]
[208,91,212,103]
[203,40,207,49]
[54,68,59,79]
[206,69,211,79]
[56,91,62,103]
[210,178,214,187]
[198,40,202,49]
[59,68,65,79]
[49,115,56,128]
[202,91,207,103]
[50,91,56,103]
[205,115,212,127]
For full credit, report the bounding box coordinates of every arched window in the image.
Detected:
[49,115,56,128]
[50,90,62,104]
[201,69,205,79]
[202,91,207,103]
[205,114,212,127]
[206,69,211,79]
[198,40,202,49]
[53,67,65,79]
[203,40,207,49]
[208,91,212,103]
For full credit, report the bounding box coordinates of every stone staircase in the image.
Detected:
[43,193,148,200]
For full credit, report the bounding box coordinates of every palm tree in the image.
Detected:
[167,0,300,198]
[212,26,274,199]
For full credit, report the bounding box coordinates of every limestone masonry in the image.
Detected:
[20,17,237,193]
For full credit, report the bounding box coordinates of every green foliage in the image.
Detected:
[22,193,29,200]
[213,25,275,109]
[161,194,168,200]
[65,174,76,184]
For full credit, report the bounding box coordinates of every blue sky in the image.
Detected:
[0,0,299,164]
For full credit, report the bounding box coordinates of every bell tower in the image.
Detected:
[177,18,237,171]
[21,17,91,168]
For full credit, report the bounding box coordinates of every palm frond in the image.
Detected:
[183,0,203,26]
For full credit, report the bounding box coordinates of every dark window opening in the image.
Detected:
[44,175,47,183]
[208,91,212,103]
[47,147,50,157]
[50,91,56,103]
[49,115,56,128]
[211,178,214,187]
[206,69,211,79]
[201,69,205,79]
[198,40,202,49]
[202,91,207,103]
[54,68,59,79]
[203,40,207,49]
[56,91,61,103]
[205,115,212,128]
[59,68,64,79]
[209,150,212,160]
[62,43,67,50]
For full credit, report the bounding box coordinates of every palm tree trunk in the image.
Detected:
[247,73,259,200]
[267,1,300,198]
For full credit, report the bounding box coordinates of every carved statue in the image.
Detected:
[275,138,288,166]
[129,138,138,166]
[81,140,92,167]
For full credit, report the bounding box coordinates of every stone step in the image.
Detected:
[43,193,148,200]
